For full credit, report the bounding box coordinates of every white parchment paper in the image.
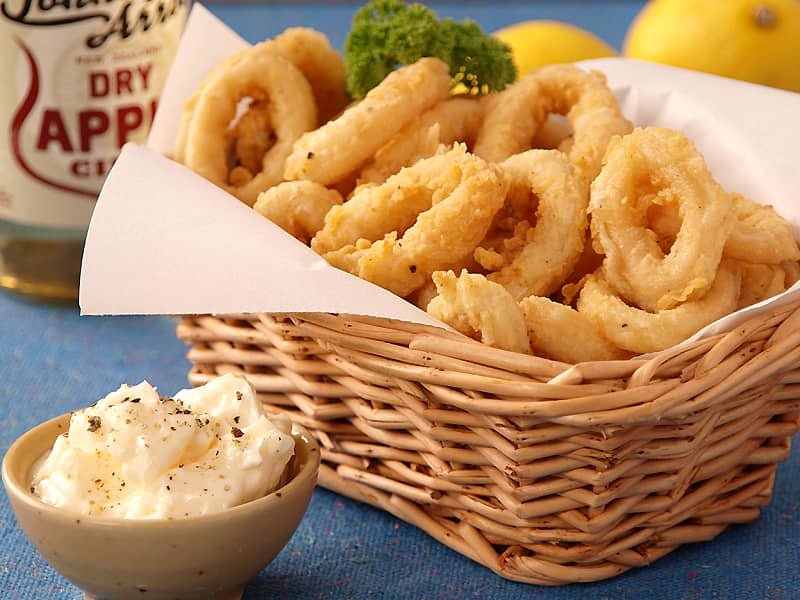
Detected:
[80,4,800,351]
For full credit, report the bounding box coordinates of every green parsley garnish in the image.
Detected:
[344,0,517,100]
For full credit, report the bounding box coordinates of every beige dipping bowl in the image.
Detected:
[2,413,320,600]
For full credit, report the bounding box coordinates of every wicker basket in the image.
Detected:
[176,303,800,585]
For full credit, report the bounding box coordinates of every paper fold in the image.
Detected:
[80,4,800,351]
[80,143,444,326]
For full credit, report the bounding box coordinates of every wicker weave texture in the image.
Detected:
[176,304,800,585]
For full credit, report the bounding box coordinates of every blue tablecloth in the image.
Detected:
[2,2,799,598]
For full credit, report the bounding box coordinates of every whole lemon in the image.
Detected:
[493,21,616,78]
[624,0,800,92]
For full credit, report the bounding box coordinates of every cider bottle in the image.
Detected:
[0,0,188,301]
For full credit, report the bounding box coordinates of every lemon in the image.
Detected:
[624,0,800,92]
[493,21,616,78]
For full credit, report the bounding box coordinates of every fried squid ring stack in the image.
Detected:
[173,45,800,363]
[311,145,508,297]
[474,64,632,188]
[503,125,798,361]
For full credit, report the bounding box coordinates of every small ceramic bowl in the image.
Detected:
[2,413,320,600]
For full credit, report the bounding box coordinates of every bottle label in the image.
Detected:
[0,0,188,229]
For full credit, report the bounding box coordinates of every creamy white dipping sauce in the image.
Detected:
[31,374,294,519]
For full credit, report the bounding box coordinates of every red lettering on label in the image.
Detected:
[69,158,115,178]
[115,69,133,95]
[12,40,95,197]
[95,157,110,177]
[137,63,153,91]
[78,110,110,152]
[116,104,144,147]
[35,109,74,152]
[89,72,109,98]
[70,159,90,178]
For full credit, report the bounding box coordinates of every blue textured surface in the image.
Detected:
[2,1,799,599]
[1,294,799,599]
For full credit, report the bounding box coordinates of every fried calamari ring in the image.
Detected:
[358,97,484,185]
[726,194,800,263]
[284,58,452,185]
[474,64,631,187]
[176,29,345,150]
[474,150,588,301]
[313,145,491,254]
[175,28,344,172]
[519,296,628,363]
[253,181,343,244]
[577,262,741,354]
[314,145,507,297]
[271,28,348,125]
[649,192,800,264]
[175,47,268,166]
[427,271,531,354]
[737,262,787,309]
[590,128,735,312]
[183,50,316,206]
[175,50,247,164]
